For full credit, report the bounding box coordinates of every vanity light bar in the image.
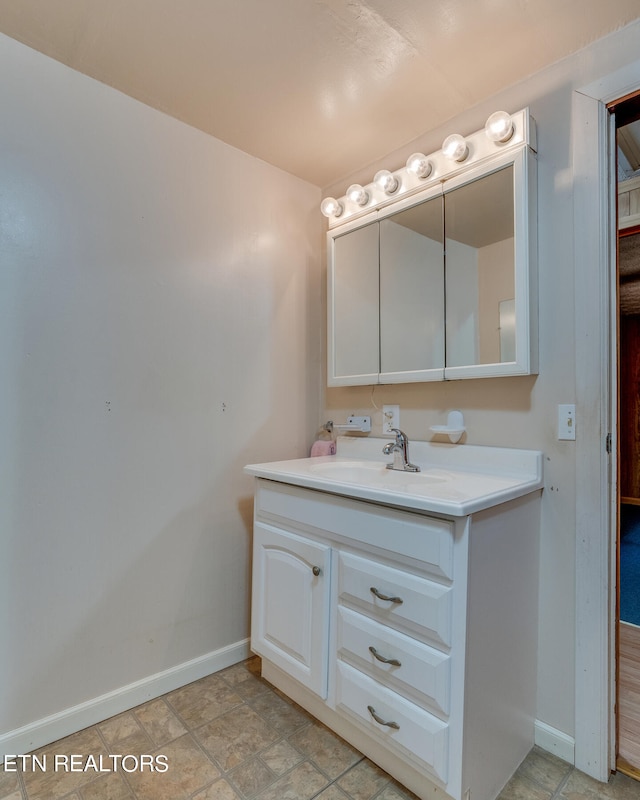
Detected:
[321,108,536,228]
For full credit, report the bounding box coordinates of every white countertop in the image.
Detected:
[244,437,543,516]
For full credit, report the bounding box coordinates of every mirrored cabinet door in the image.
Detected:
[445,165,515,368]
[379,196,445,382]
[443,147,536,379]
[329,221,380,385]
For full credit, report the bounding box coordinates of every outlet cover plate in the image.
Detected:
[382,405,400,434]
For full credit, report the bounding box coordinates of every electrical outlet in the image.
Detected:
[558,404,576,440]
[382,405,400,434]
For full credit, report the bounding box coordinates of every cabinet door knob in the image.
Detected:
[312,566,321,576]
[368,646,401,667]
[367,705,400,730]
[370,586,403,604]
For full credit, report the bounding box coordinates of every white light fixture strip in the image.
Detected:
[321,108,536,226]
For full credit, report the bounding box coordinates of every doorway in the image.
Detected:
[614,91,640,780]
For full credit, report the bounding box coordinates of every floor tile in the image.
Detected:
[513,747,572,794]
[249,690,310,735]
[252,761,328,800]
[227,756,276,796]
[192,779,242,799]
[378,782,422,800]
[336,758,390,799]
[167,675,243,728]
[123,733,219,800]
[314,786,351,800]
[133,698,187,747]
[288,722,362,780]
[497,772,553,800]
[258,739,304,776]
[22,727,108,800]
[195,704,280,771]
[79,771,132,800]
[0,766,21,798]
[559,767,640,799]
[608,770,640,798]
[97,712,153,754]
[11,657,640,800]
[225,674,271,702]
[220,663,271,701]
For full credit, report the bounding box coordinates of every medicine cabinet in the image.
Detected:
[326,110,537,386]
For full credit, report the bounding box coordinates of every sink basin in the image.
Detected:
[245,439,544,516]
[309,460,452,486]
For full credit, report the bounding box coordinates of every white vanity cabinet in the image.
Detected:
[249,475,540,800]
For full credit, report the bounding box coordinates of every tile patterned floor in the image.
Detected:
[1,657,638,800]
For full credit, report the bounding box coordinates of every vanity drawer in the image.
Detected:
[338,551,452,648]
[336,661,449,784]
[255,481,454,581]
[337,606,450,716]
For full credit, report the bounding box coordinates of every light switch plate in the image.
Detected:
[558,404,576,440]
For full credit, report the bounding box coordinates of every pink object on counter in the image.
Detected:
[310,440,336,457]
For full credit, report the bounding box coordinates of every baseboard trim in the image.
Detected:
[535,719,575,765]
[1,638,250,759]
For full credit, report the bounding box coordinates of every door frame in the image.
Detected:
[573,60,640,781]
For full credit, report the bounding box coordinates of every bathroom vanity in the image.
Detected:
[244,438,542,800]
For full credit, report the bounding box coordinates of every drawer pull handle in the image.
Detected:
[370,586,403,604]
[312,566,321,576]
[368,646,401,667]
[367,705,400,730]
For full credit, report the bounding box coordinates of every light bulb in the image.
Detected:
[406,153,433,179]
[320,197,343,218]
[347,184,369,206]
[374,169,398,194]
[485,111,514,143]
[442,133,469,162]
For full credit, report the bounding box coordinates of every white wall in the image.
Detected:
[0,33,321,750]
[322,20,640,747]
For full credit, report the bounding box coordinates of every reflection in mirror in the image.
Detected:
[445,165,515,367]
[499,299,516,361]
[380,197,444,376]
[332,222,379,380]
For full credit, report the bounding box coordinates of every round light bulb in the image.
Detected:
[374,169,398,194]
[485,110,514,143]
[406,153,433,179]
[320,197,343,218]
[442,134,468,162]
[346,184,369,206]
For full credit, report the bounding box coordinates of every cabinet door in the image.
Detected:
[379,195,445,383]
[328,221,380,386]
[251,523,331,697]
[444,147,537,378]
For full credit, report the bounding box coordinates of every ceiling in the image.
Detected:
[1,1,639,188]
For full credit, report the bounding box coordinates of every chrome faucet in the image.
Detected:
[382,428,420,472]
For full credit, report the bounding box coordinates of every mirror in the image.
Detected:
[444,165,515,368]
[331,222,379,382]
[327,140,536,386]
[379,196,444,380]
